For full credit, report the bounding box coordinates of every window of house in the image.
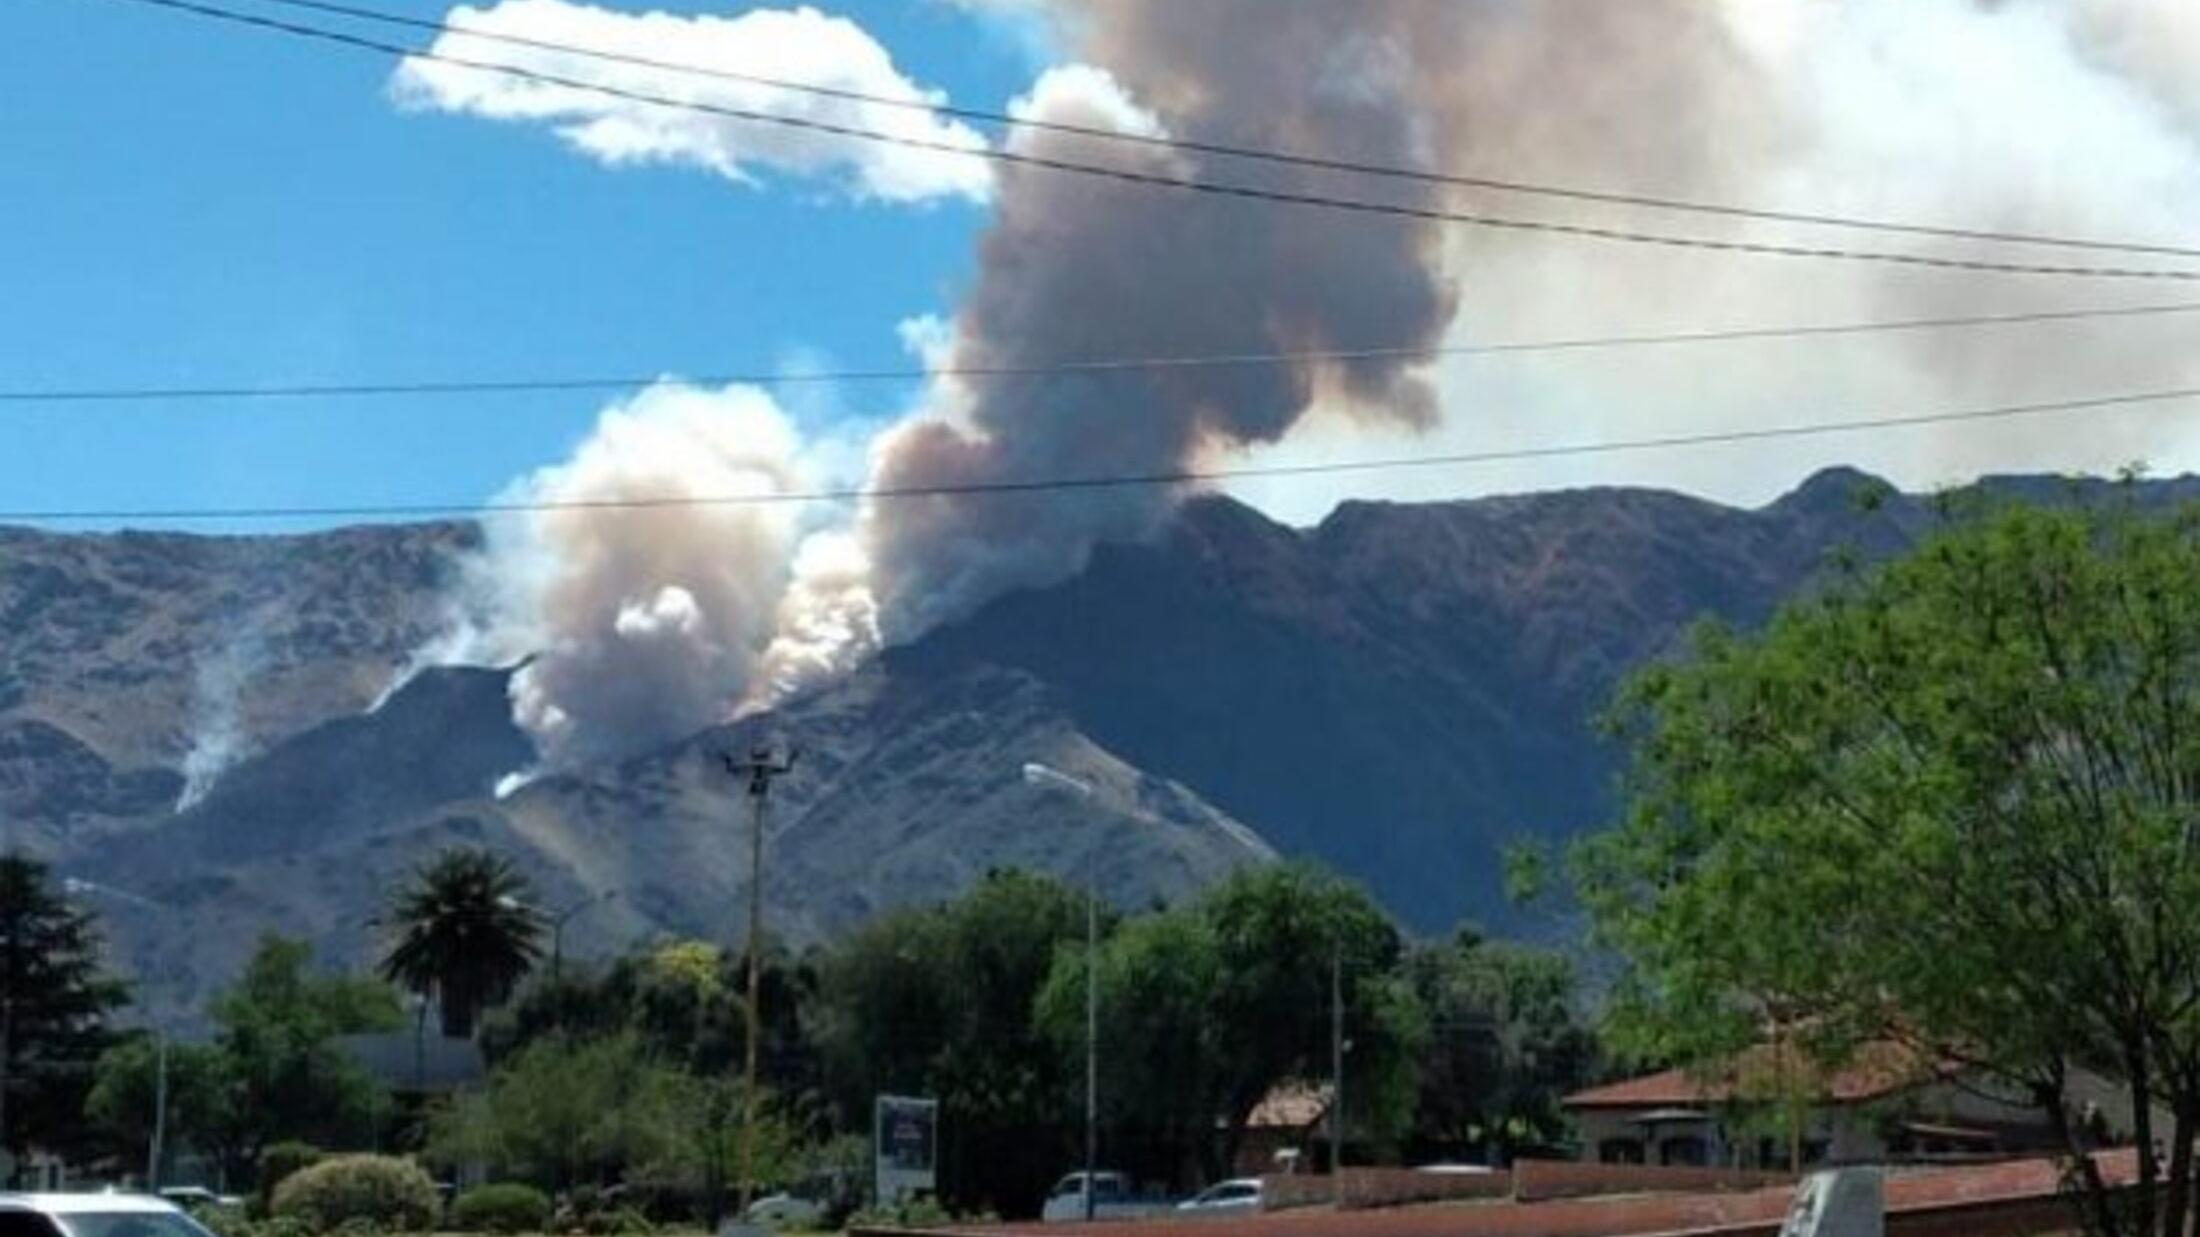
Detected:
[1660,1135,1710,1166]
[1598,1137,1646,1164]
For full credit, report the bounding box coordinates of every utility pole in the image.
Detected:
[1,995,12,1188]
[1021,763,1100,1221]
[148,1032,168,1188]
[725,745,797,1222]
[1330,945,1345,1202]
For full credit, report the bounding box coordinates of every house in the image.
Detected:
[334,1031,488,1097]
[1564,1040,2145,1170]
[1234,1083,1331,1177]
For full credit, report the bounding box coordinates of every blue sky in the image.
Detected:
[1,0,1036,530]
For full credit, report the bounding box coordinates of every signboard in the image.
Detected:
[874,1095,938,1206]
[1779,1167,1884,1237]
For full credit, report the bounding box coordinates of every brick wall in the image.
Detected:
[1510,1158,1794,1202]
[1260,1168,1515,1211]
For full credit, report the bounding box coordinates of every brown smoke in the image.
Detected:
[862,1,1470,640]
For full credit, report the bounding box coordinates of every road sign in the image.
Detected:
[874,1095,938,1206]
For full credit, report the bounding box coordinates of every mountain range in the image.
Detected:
[5,467,2182,1023]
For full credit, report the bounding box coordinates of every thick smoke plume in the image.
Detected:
[420,0,2200,765]
[444,383,832,767]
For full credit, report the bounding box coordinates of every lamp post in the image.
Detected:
[60,878,168,1189]
[548,890,619,990]
[1021,762,1100,1222]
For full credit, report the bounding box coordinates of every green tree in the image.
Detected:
[1035,904,1220,1190]
[1035,864,1423,1185]
[815,870,1087,1216]
[1402,930,1598,1164]
[1576,495,2200,1237]
[429,1032,688,1191]
[85,1034,243,1183]
[0,855,127,1174]
[378,848,544,1039]
[213,934,402,1172]
[1200,863,1422,1174]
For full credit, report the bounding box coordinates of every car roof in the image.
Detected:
[0,1195,184,1215]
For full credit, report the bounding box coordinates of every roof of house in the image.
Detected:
[1246,1083,1331,1130]
[335,1031,487,1093]
[1564,1039,1941,1110]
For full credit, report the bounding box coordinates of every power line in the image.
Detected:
[13,299,2200,405]
[9,383,2200,524]
[253,0,2200,262]
[96,0,2200,284]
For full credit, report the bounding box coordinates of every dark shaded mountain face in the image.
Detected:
[8,468,2196,1015]
[896,468,2200,932]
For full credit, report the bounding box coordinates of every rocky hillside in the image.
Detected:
[9,467,2193,1016]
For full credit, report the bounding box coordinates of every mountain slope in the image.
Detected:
[16,467,2200,1013]
[75,660,1268,1025]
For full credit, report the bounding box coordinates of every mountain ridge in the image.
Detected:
[10,467,2195,1015]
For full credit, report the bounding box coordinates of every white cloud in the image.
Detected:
[392,0,993,203]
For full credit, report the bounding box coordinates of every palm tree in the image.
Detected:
[377,848,545,1038]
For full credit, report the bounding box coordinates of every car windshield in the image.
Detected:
[57,1213,216,1237]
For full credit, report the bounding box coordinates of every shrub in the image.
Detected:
[191,1208,312,1237]
[451,1184,552,1234]
[270,1153,440,1233]
[257,1142,325,1216]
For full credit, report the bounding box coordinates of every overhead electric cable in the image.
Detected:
[13,300,2200,404]
[10,384,2200,524]
[93,0,2200,283]
[256,0,2200,262]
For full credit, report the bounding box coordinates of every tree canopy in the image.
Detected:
[378,848,544,1038]
[0,855,127,1173]
[1578,494,2200,1237]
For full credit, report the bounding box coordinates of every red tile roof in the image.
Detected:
[1562,1039,1938,1110]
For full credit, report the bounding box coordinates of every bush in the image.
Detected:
[270,1154,440,1233]
[258,1142,325,1214]
[451,1184,552,1234]
[847,1198,970,1229]
[192,1208,311,1237]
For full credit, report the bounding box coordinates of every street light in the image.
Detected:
[59,878,170,1189]
[547,890,619,990]
[1021,762,1101,1222]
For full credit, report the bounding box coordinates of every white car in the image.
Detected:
[1040,1172,1170,1223]
[153,1191,241,1212]
[1175,1178,1263,1215]
[0,1194,219,1237]
[740,1191,823,1231]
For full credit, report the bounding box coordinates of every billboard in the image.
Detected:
[874,1094,938,1206]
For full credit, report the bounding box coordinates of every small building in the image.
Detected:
[1234,1083,1331,1177]
[1564,1040,2143,1170]
[335,1031,488,1097]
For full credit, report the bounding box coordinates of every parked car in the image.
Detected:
[1175,1178,1263,1215]
[0,1193,218,1237]
[742,1169,860,1232]
[153,1190,242,1212]
[1040,1172,1171,1223]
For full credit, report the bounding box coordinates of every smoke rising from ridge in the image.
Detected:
[438,382,835,767]
[416,0,2200,765]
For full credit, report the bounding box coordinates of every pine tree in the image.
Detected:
[0,854,128,1176]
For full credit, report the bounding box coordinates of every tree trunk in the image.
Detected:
[2160,1098,2193,1237]
[2043,1077,2125,1237]
[2131,1044,2160,1237]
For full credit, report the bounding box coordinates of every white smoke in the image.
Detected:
[445,381,842,767]
[406,0,2200,766]
[175,630,266,811]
